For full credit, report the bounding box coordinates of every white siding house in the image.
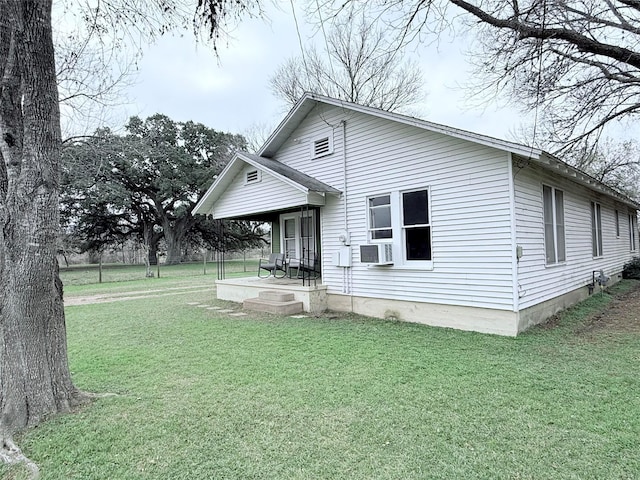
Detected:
[194,93,639,336]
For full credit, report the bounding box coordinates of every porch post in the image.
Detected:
[300,204,318,287]
[215,219,226,281]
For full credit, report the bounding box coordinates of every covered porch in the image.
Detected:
[193,151,342,314]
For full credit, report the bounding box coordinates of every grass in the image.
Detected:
[59,259,259,286]
[3,280,640,479]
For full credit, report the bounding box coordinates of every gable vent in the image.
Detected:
[245,170,260,184]
[312,135,333,158]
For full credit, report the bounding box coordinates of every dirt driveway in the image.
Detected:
[64,284,215,307]
[574,281,640,335]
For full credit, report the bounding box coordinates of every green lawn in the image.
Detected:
[60,259,258,286]
[4,280,640,479]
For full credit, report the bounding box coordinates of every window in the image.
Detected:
[280,212,316,260]
[245,169,261,184]
[629,213,637,251]
[311,134,333,158]
[543,185,565,264]
[283,218,297,259]
[615,210,620,237]
[368,195,392,240]
[591,201,603,257]
[402,189,431,261]
[301,215,314,251]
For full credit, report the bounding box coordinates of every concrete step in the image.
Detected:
[258,290,295,302]
[243,297,303,315]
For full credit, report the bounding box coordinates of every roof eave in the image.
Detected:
[535,152,640,210]
[237,152,311,194]
[193,155,242,215]
[259,92,544,159]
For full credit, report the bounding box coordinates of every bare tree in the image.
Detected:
[53,1,194,138]
[243,120,275,153]
[320,0,640,149]
[0,0,261,471]
[564,138,640,200]
[269,12,425,112]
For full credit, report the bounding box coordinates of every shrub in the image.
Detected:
[622,256,640,279]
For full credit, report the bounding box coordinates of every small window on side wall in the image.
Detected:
[591,201,603,257]
[543,185,565,264]
[368,195,392,240]
[629,213,637,251]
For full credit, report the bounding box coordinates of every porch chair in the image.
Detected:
[297,252,320,279]
[258,253,286,278]
[286,258,300,278]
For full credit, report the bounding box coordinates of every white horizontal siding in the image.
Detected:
[515,163,637,309]
[276,104,516,311]
[213,165,308,219]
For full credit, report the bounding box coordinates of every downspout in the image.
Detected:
[341,120,351,296]
[341,121,348,234]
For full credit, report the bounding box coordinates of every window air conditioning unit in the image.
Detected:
[360,243,393,265]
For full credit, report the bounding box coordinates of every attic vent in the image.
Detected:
[312,135,333,158]
[245,169,260,184]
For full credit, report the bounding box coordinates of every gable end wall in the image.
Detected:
[274,104,516,312]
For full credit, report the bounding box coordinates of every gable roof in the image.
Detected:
[258,93,640,210]
[241,153,341,195]
[258,92,543,159]
[194,151,341,215]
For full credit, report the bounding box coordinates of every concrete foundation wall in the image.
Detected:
[216,273,623,336]
[327,294,519,336]
[517,272,623,332]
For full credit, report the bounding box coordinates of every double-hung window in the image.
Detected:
[368,195,392,240]
[402,189,432,261]
[543,185,565,264]
[366,189,433,266]
[591,201,603,257]
[629,213,637,251]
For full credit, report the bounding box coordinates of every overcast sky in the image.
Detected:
[118,3,527,144]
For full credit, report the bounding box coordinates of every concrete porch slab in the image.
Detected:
[216,276,328,313]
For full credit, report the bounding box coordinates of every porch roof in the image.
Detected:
[194,151,341,218]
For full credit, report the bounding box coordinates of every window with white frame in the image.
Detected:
[591,201,603,257]
[629,213,637,251]
[280,212,316,260]
[543,185,566,264]
[401,189,431,261]
[283,217,297,259]
[615,210,620,237]
[368,195,392,240]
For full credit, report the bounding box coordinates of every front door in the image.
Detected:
[283,216,298,260]
[280,210,317,261]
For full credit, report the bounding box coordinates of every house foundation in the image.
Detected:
[516,272,623,332]
[327,293,519,336]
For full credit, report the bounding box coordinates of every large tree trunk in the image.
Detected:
[164,227,185,265]
[0,0,85,446]
[163,215,196,265]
